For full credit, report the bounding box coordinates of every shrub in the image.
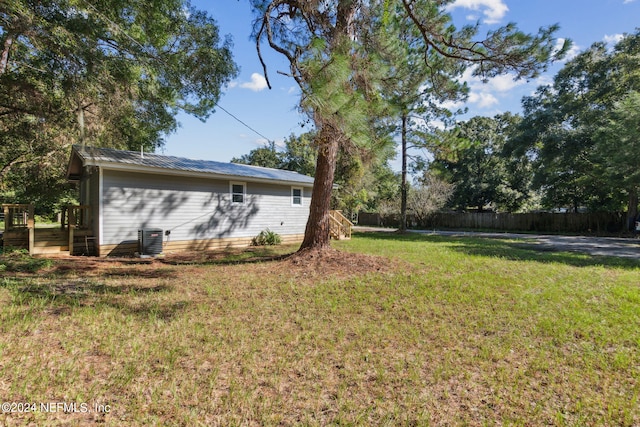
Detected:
[252,229,282,246]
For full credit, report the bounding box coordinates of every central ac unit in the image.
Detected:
[138,229,163,256]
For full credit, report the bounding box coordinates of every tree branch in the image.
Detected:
[256,0,322,90]
[400,0,554,80]
[0,152,32,181]
[256,20,273,90]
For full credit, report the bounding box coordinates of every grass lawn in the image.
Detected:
[0,232,639,426]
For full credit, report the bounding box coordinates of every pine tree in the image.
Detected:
[252,0,567,251]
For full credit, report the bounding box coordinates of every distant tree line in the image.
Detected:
[424,31,640,229]
[235,30,640,231]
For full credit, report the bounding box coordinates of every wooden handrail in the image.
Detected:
[329,214,342,238]
[66,205,92,230]
[2,203,34,231]
[329,210,353,239]
[66,205,93,256]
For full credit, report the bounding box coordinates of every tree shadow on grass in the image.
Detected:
[354,231,640,270]
[159,246,295,266]
[50,259,179,279]
[111,299,188,321]
[1,277,186,320]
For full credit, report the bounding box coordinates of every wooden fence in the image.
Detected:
[358,211,627,234]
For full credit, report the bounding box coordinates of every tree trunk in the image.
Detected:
[299,127,339,251]
[400,113,408,232]
[295,0,357,252]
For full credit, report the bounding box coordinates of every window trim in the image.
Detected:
[291,186,303,207]
[230,181,246,204]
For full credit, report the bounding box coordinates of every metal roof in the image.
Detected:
[70,145,315,186]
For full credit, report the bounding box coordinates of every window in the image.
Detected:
[292,187,303,206]
[231,182,246,204]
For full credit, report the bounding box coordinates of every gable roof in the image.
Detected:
[67,145,315,187]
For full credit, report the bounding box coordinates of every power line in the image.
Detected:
[215,103,273,143]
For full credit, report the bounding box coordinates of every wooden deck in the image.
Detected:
[2,227,96,256]
[2,204,95,256]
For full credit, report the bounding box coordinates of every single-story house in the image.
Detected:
[66,145,314,256]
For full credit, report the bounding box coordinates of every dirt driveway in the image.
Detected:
[354,226,640,260]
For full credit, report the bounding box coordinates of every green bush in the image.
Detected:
[252,229,282,246]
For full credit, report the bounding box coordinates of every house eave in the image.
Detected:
[85,160,315,187]
[66,149,84,181]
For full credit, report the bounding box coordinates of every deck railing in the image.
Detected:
[65,205,92,230]
[2,204,95,256]
[65,205,93,255]
[3,203,34,231]
[2,204,35,254]
[329,210,353,240]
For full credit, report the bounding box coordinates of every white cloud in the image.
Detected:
[440,99,465,111]
[604,33,624,46]
[437,66,543,114]
[239,73,268,92]
[462,67,524,92]
[468,92,499,108]
[451,67,530,110]
[555,38,581,62]
[623,0,636,3]
[534,75,553,88]
[430,119,447,131]
[485,73,524,92]
[446,0,509,24]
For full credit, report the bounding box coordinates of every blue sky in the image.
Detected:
[162,0,640,169]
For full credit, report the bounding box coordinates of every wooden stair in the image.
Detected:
[32,229,69,255]
[329,210,353,240]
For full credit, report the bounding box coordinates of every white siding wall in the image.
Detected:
[100,169,311,246]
